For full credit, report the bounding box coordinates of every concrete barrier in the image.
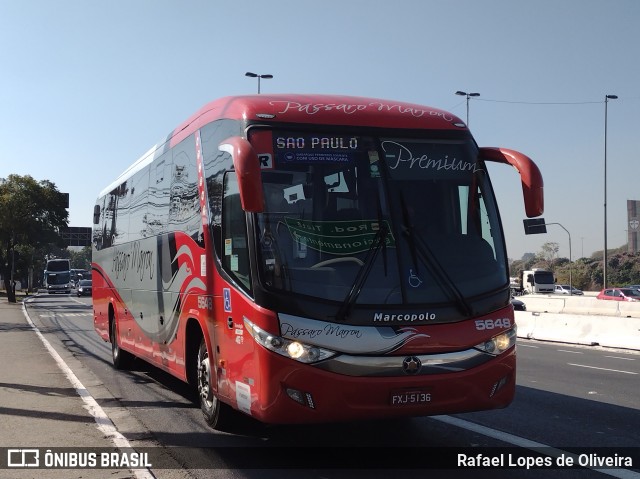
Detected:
[517,294,640,318]
[569,297,620,316]
[618,302,640,318]
[515,311,640,351]
[518,296,565,313]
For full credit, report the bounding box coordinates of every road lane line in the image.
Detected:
[433,415,640,479]
[605,356,636,361]
[22,299,155,479]
[558,349,583,354]
[568,363,638,375]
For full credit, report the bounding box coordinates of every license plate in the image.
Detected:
[390,389,432,406]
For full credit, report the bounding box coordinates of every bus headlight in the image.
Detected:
[286,341,305,359]
[474,326,517,356]
[244,317,337,364]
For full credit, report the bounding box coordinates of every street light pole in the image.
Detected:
[603,94,617,289]
[455,91,480,126]
[245,72,273,94]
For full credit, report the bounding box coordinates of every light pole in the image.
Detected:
[245,72,273,94]
[455,91,480,126]
[603,94,617,289]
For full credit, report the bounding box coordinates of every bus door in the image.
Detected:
[216,171,259,409]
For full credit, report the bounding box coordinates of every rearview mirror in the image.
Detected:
[480,147,544,218]
[219,137,265,213]
[93,205,100,225]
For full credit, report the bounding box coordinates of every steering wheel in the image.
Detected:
[310,257,364,268]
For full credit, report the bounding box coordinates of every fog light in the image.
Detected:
[286,388,306,405]
[490,375,510,398]
[286,388,315,408]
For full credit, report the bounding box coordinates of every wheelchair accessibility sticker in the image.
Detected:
[223,288,232,312]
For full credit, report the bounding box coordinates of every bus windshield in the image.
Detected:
[533,270,554,284]
[46,271,71,285]
[46,260,70,272]
[254,131,507,309]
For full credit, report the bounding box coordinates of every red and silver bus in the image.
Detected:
[92,94,543,428]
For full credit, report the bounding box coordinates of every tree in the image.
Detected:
[69,246,91,270]
[0,175,68,302]
[537,242,559,271]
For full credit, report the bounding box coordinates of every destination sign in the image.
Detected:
[273,134,361,164]
[275,135,359,150]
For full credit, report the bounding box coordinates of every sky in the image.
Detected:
[1,0,639,261]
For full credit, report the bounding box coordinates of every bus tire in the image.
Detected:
[110,318,133,370]
[197,338,231,429]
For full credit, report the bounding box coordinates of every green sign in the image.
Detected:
[284,218,396,255]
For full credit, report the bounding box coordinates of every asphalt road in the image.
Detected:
[23,294,640,479]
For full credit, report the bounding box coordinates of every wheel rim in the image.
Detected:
[198,348,214,409]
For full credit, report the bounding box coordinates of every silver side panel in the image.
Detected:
[314,348,492,377]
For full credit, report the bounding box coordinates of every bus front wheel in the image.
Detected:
[197,338,226,428]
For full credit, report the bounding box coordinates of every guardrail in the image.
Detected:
[515,294,640,351]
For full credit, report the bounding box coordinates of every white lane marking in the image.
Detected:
[605,356,636,361]
[517,343,539,348]
[568,363,638,375]
[22,299,155,479]
[433,415,640,479]
[558,349,583,354]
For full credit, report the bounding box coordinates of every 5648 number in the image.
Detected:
[475,318,511,331]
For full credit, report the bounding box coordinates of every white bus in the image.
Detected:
[44,259,72,294]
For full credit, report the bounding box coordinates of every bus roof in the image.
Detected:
[99,94,467,199]
[171,95,466,144]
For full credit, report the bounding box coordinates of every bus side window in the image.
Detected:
[149,152,172,236]
[222,172,251,292]
[170,134,202,241]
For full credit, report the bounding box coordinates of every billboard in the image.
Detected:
[61,226,92,247]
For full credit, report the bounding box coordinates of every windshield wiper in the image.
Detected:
[398,192,473,317]
[399,193,419,275]
[335,223,388,321]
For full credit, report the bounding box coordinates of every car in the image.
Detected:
[512,298,526,311]
[554,284,584,295]
[596,287,640,302]
[76,279,92,297]
[624,284,640,292]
